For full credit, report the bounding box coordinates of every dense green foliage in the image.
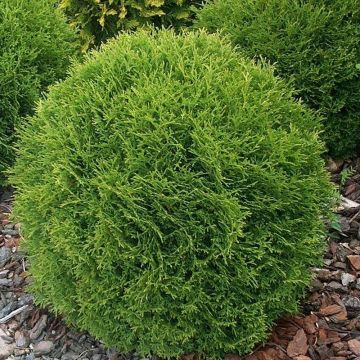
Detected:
[12,30,333,357]
[59,0,201,49]
[196,0,360,158]
[0,0,79,186]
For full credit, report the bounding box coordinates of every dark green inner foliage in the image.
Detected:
[12,30,334,358]
[0,0,79,186]
[59,0,202,49]
[196,0,360,159]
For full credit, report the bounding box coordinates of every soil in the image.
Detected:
[0,158,360,360]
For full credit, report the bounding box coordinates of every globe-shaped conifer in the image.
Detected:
[12,30,333,358]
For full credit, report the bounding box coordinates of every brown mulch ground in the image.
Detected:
[0,159,360,360]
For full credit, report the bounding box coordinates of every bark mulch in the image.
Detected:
[0,158,360,360]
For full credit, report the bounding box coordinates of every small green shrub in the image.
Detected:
[0,0,79,186]
[196,0,360,159]
[12,30,333,358]
[60,0,201,50]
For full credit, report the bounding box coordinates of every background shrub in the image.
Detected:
[12,30,333,358]
[59,0,201,50]
[196,0,360,159]
[0,0,79,186]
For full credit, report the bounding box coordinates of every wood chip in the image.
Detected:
[348,339,360,356]
[302,315,317,334]
[0,305,28,324]
[287,329,308,357]
[347,255,360,271]
[319,304,344,316]
[340,196,360,210]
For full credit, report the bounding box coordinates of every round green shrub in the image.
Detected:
[0,0,79,186]
[12,30,333,358]
[59,0,202,50]
[195,0,360,159]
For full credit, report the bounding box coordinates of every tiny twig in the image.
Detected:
[349,209,360,224]
[0,204,11,212]
[0,305,28,324]
[288,319,302,330]
[76,350,89,359]
[0,288,23,293]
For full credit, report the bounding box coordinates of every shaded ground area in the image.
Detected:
[0,159,359,360]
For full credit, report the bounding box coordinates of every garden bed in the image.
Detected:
[0,158,359,360]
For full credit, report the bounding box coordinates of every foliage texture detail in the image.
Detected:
[0,0,79,185]
[196,0,360,158]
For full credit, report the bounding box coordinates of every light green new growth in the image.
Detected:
[12,30,334,358]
